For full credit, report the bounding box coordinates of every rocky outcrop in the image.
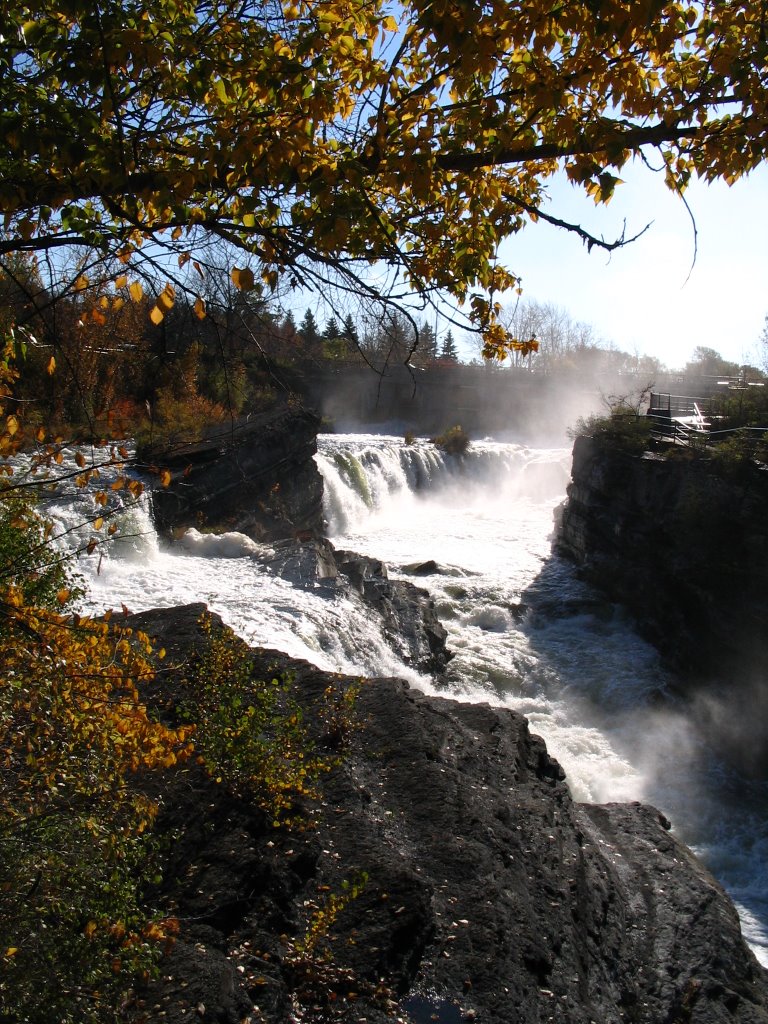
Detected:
[555,434,768,773]
[556,435,768,671]
[141,407,325,542]
[125,604,768,1024]
[259,540,451,674]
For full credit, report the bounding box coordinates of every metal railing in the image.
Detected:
[648,415,768,451]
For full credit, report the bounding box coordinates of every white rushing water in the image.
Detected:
[47,433,768,966]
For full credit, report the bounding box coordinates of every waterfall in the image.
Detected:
[30,433,768,965]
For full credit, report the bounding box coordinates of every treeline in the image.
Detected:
[0,253,465,444]
[3,252,765,446]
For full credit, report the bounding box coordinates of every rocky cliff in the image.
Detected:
[142,407,325,542]
[555,434,768,771]
[125,604,768,1024]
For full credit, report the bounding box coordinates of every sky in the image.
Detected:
[484,161,768,371]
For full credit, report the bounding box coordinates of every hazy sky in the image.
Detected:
[487,161,768,371]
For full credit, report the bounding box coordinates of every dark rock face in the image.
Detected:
[142,407,325,541]
[556,435,768,674]
[555,434,768,774]
[259,540,451,674]
[126,605,768,1024]
[333,549,450,674]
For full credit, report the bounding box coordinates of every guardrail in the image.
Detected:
[648,416,768,451]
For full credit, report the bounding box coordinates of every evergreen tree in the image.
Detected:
[298,309,321,349]
[324,316,340,340]
[417,320,438,364]
[440,330,460,363]
[283,310,297,334]
[341,313,359,346]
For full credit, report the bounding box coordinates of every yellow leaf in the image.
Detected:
[6,415,19,436]
[160,469,172,487]
[47,355,56,375]
[74,274,89,291]
[150,305,164,325]
[57,588,71,604]
[157,282,175,311]
[115,274,127,289]
[129,281,144,302]
[94,516,104,530]
[194,296,206,319]
[231,266,255,290]
[4,948,18,958]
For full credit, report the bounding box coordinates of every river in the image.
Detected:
[50,432,768,966]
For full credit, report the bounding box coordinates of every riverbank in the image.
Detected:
[125,603,768,1024]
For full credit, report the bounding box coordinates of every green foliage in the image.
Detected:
[430,424,471,455]
[570,408,652,455]
[283,873,376,1021]
[4,0,768,360]
[0,487,192,1022]
[0,811,169,1024]
[182,615,359,823]
[714,388,768,431]
[707,430,768,477]
[291,872,369,959]
[0,488,83,615]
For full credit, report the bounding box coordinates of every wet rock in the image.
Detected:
[334,549,451,674]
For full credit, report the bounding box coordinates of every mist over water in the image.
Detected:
[46,434,768,967]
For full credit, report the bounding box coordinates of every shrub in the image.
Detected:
[0,497,193,1022]
[430,424,470,455]
[569,407,652,455]
[181,615,360,824]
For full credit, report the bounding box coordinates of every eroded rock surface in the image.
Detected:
[126,604,768,1024]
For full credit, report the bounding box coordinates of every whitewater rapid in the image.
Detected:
[47,433,768,966]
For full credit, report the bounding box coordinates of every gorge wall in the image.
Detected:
[555,434,768,772]
[127,414,768,1020]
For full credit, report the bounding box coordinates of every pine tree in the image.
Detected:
[417,321,438,364]
[298,309,321,351]
[341,313,359,346]
[440,330,460,363]
[283,310,297,334]
[324,316,340,340]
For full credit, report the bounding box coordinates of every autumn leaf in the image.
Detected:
[231,267,255,291]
